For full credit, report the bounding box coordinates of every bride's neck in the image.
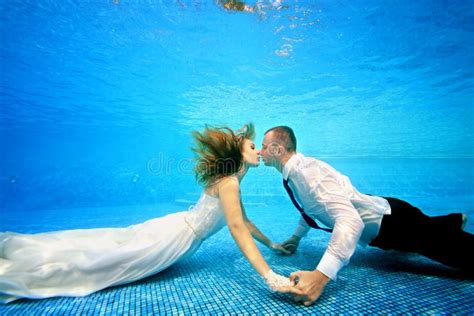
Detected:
[236,164,249,182]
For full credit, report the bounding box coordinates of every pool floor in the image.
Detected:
[1,202,473,314]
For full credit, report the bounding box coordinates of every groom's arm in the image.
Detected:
[293,217,311,238]
[289,179,365,306]
[313,178,364,280]
[279,218,310,253]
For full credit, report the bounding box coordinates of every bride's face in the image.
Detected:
[241,139,260,167]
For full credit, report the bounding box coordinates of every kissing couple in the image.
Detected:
[1,123,472,306]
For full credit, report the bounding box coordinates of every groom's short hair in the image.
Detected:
[264,126,297,152]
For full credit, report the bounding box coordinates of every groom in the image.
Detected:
[260,126,473,306]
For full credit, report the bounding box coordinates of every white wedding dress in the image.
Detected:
[0,194,226,303]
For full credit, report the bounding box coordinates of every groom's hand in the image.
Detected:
[288,270,329,306]
[280,235,301,254]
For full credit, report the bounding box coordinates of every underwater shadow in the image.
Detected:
[351,249,474,281]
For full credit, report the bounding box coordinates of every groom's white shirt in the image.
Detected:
[282,153,391,280]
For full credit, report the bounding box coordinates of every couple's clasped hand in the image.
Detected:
[266,235,329,306]
[265,269,330,307]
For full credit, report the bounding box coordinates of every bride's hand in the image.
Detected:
[263,270,294,292]
[270,242,292,255]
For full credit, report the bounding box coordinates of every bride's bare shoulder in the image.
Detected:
[219,175,239,188]
[205,176,239,197]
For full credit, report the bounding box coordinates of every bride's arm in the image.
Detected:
[218,177,293,291]
[218,177,270,276]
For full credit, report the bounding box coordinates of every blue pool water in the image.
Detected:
[1,0,473,314]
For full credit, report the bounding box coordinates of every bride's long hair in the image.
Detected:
[192,123,255,187]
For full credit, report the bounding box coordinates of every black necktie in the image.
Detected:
[283,178,332,233]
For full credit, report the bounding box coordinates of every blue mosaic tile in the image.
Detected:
[1,219,473,315]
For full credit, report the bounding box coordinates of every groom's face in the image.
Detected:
[260,132,282,167]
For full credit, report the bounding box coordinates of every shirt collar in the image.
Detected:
[282,153,304,180]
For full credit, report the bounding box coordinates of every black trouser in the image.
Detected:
[369,197,473,271]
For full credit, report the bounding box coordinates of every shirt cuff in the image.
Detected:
[293,224,310,238]
[293,217,310,238]
[316,251,345,280]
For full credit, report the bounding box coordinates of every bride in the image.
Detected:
[0,123,293,303]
